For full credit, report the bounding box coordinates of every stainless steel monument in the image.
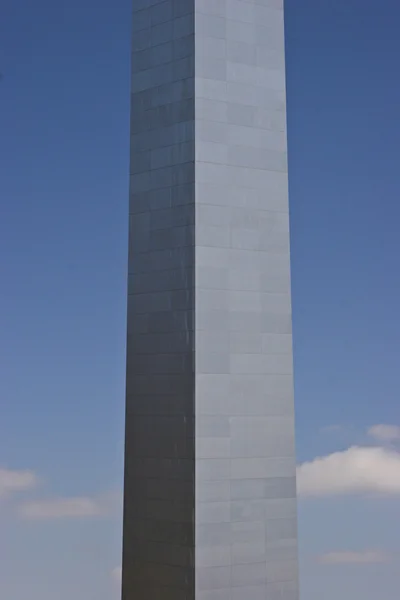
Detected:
[122,1,299,598]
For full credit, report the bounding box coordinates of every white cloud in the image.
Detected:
[318,550,390,565]
[0,467,37,498]
[368,424,400,443]
[297,446,400,497]
[111,566,122,584]
[18,492,118,520]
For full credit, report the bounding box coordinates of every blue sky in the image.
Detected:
[1,0,400,598]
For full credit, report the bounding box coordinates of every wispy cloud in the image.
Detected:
[18,490,121,520]
[0,467,38,499]
[318,550,391,565]
[368,424,400,443]
[297,446,400,497]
